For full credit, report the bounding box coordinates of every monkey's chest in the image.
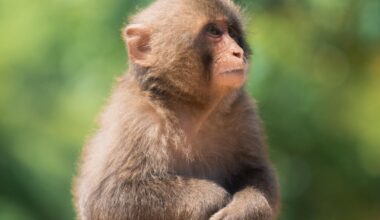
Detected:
[170,136,242,185]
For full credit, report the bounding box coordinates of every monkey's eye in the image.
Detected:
[228,26,239,41]
[206,24,224,38]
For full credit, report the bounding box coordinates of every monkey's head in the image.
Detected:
[123,0,251,105]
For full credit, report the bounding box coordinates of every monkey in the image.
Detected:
[73,0,280,219]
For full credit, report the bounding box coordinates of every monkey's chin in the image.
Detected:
[216,69,247,89]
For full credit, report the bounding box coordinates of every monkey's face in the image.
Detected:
[202,20,248,89]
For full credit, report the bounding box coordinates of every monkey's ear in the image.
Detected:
[123,24,153,67]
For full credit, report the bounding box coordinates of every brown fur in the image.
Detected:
[73,0,280,219]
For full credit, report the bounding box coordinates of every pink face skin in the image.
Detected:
[206,21,248,89]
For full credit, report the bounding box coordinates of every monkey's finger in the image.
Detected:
[209,208,229,220]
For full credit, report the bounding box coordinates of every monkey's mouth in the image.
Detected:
[222,69,245,75]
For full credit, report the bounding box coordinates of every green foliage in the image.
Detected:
[0,0,379,219]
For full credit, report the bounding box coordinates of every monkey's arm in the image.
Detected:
[82,175,230,220]
[209,98,280,220]
[210,164,279,220]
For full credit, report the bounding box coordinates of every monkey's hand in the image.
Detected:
[175,179,232,219]
[209,188,273,220]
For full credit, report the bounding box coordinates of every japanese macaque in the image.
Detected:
[73,0,280,219]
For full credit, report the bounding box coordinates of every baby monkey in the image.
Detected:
[74,0,280,219]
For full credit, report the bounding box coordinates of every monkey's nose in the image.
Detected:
[232,47,244,59]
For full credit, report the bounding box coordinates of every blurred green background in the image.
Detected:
[0,0,379,219]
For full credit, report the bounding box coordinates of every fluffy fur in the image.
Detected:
[73,0,280,219]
